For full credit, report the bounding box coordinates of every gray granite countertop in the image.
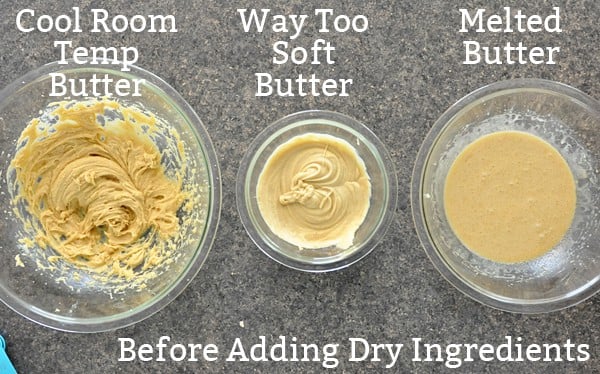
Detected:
[1,0,598,373]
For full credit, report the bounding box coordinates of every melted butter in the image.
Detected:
[444,131,576,263]
[10,99,185,279]
[257,133,371,249]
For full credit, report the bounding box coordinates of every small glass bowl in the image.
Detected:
[0,61,221,332]
[237,110,398,272]
[412,79,600,313]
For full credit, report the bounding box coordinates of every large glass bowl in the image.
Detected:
[412,79,600,313]
[237,110,398,272]
[0,61,221,332]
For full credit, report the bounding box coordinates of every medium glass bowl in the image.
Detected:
[0,61,221,332]
[412,79,600,313]
[237,110,398,272]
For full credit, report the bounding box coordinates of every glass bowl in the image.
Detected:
[237,110,398,272]
[412,79,600,313]
[0,61,221,332]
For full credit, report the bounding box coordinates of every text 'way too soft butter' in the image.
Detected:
[237,8,368,97]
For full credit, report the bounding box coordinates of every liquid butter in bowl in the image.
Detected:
[412,79,600,313]
[0,61,221,332]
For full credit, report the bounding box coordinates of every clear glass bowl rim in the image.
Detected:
[236,110,398,272]
[411,78,600,313]
[0,60,222,332]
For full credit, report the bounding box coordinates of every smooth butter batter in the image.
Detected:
[257,133,371,249]
[10,99,184,278]
[444,131,576,263]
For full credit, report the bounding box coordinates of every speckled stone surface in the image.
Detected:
[0,1,599,372]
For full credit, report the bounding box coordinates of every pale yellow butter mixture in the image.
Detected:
[444,131,576,263]
[257,133,371,249]
[10,99,185,279]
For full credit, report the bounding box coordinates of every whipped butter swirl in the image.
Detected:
[257,133,371,249]
[9,99,186,279]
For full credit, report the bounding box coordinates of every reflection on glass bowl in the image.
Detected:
[412,79,600,313]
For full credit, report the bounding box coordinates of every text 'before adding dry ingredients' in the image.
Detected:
[460,7,562,65]
[118,335,590,370]
[237,9,367,98]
